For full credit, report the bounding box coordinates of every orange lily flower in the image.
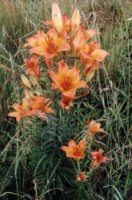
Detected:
[80,42,100,64]
[24,55,42,78]
[60,96,74,110]
[24,29,70,61]
[91,148,109,169]
[61,139,86,161]
[72,28,97,53]
[49,60,88,99]
[89,120,104,136]
[80,42,109,81]
[8,95,54,122]
[84,62,101,82]
[72,30,86,53]
[81,42,109,65]
[28,96,54,121]
[8,100,31,122]
[91,49,109,62]
[77,172,87,182]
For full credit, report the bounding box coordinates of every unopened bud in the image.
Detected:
[21,74,31,89]
[52,2,62,32]
[86,71,95,82]
[71,8,81,32]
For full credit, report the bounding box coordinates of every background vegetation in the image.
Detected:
[0,0,131,199]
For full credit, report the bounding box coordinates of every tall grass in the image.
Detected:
[0,0,131,199]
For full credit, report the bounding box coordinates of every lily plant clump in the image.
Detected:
[8,2,109,182]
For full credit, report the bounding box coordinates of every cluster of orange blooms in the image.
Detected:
[8,2,109,182]
[61,120,109,181]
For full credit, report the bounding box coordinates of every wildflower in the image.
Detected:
[80,42,100,65]
[49,60,88,99]
[87,120,104,146]
[24,29,70,61]
[24,55,42,78]
[91,148,109,169]
[8,95,54,122]
[72,30,86,53]
[91,49,109,62]
[8,104,26,122]
[89,120,104,136]
[52,2,63,32]
[87,120,104,143]
[60,96,74,110]
[8,99,31,122]
[77,172,87,182]
[80,42,109,81]
[28,96,54,121]
[61,139,86,161]
[72,28,97,53]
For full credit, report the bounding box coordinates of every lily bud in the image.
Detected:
[71,8,81,32]
[21,74,31,89]
[86,71,95,82]
[52,2,62,32]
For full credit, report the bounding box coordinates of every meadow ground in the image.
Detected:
[0,0,131,199]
